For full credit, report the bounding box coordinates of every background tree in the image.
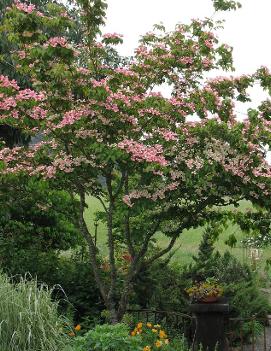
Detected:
[1,0,271,323]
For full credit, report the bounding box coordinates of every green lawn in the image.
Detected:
[84,196,271,269]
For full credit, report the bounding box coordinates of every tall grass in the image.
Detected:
[0,273,70,351]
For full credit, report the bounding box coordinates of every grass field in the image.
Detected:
[84,196,271,269]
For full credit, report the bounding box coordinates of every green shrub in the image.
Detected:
[0,273,70,351]
[69,323,142,351]
[132,260,189,313]
[67,323,190,351]
[0,176,81,279]
[181,230,271,343]
[51,255,104,329]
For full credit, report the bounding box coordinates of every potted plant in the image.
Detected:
[185,278,223,303]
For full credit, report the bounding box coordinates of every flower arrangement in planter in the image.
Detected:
[185,278,223,302]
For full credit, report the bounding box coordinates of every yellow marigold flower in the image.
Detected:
[147,322,152,328]
[131,331,136,336]
[155,340,162,348]
[74,324,81,331]
[152,328,158,333]
[137,322,143,329]
[154,324,161,328]
[159,330,167,339]
[143,346,151,351]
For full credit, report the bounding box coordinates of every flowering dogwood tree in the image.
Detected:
[1,0,271,321]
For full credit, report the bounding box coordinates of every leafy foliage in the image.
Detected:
[212,0,242,11]
[1,0,271,322]
[182,233,271,322]
[66,323,189,351]
[69,323,142,351]
[0,175,81,277]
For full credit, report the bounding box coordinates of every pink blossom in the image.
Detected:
[118,139,167,166]
[0,75,20,90]
[14,0,36,13]
[102,33,123,40]
[36,11,44,17]
[138,108,161,116]
[30,106,47,120]
[179,57,193,65]
[204,39,213,49]
[56,108,94,128]
[202,58,212,68]
[17,51,26,59]
[158,129,178,141]
[77,67,90,75]
[47,37,68,48]
[0,97,17,110]
[16,89,45,101]
[115,68,136,77]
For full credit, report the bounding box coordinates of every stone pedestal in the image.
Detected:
[190,299,229,351]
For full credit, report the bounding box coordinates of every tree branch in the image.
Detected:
[123,172,135,257]
[145,232,180,266]
[76,185,108,303]
[105,173,118,320]
[113,168,126,200]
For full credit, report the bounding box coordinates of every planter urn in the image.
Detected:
[190,297,229,351]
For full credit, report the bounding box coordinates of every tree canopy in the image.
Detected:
[1,0,271,321]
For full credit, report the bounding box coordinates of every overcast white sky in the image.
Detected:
[103,0,271,74]
[103,1,271,111]
[103,1,271,160]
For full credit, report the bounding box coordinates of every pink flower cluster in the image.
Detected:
[185,157,204,171]
[47,37,68,48]
[138,108,161,116]
[16,89,45,101]
[14,0,36,14]
[107,92,131,106]
[0,97,17,110]
[17,51,26,59]
[30,106,47,120]
[0,75,20,90]
[179,57,193,65]
[122,181,179,207]
[77,67,90,75]
[158,129,178,141]
[118,139,167,166]
[91,79,110,92]
[115,68,137,77]
[204,39,213,49]
[202,58,212,68]
[102,33,123,40]
[56,108,94,128]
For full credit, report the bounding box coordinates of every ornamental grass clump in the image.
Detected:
[186,278,223,302]
[0,273,70,351]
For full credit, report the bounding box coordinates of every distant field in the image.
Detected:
[84,196,271,269]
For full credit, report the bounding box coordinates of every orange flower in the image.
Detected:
[159,330,167,339]
[147,322,152,328]
[143,346,151,351]
[74,324,81,331]
[131,330,136,336]
[68,331,75,337]
[137,322,143,329]
[155,340,162,348]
